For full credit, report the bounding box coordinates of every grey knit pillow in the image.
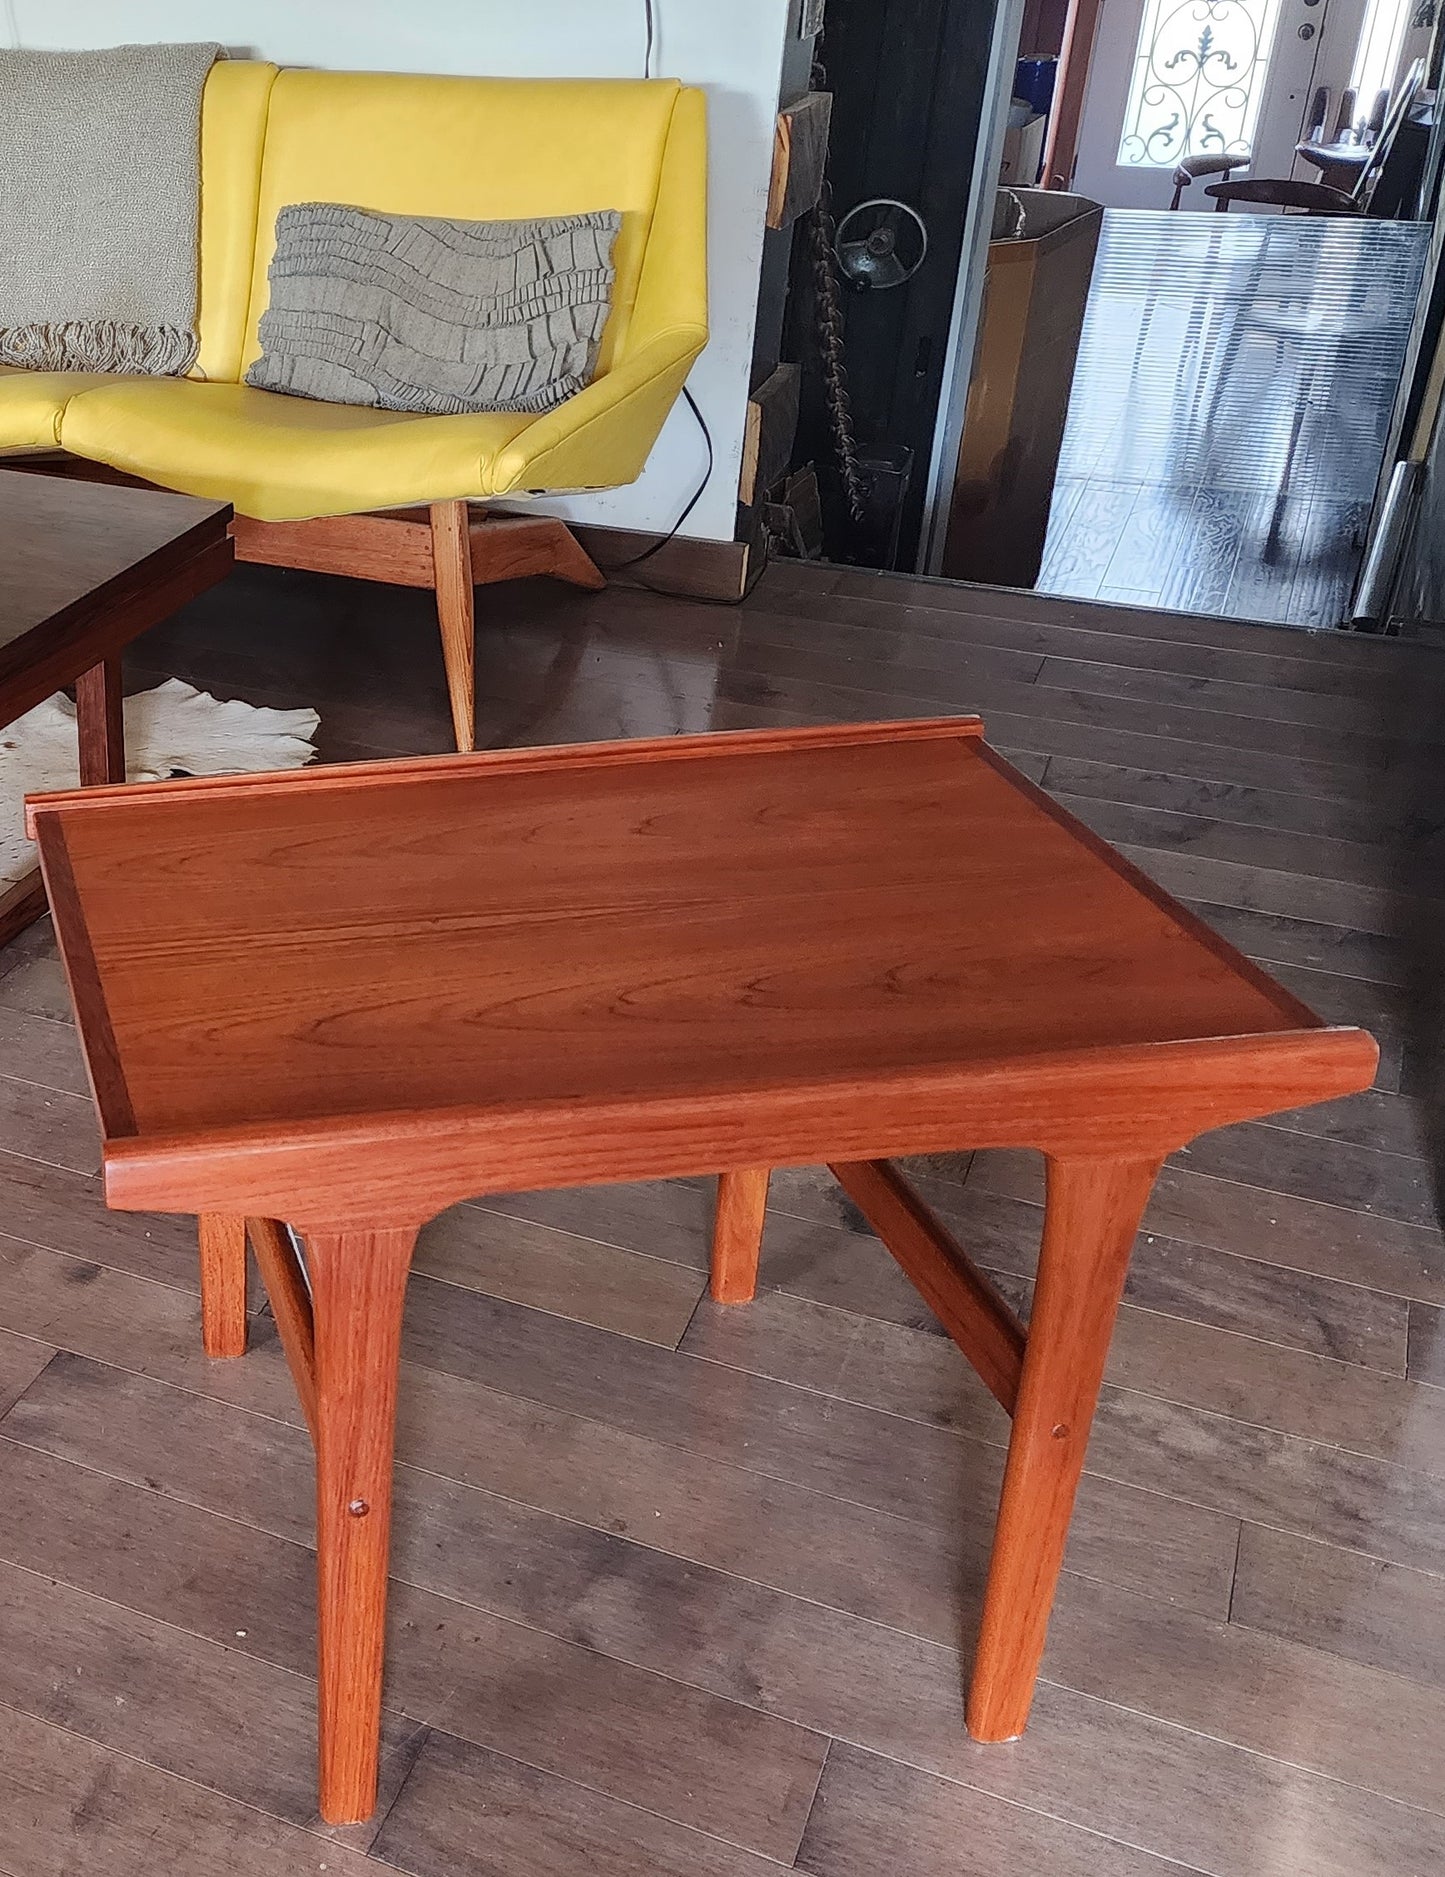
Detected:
[245,203,622,415]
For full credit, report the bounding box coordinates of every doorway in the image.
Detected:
[929,0,1445,630]
[1072,0,1433,212]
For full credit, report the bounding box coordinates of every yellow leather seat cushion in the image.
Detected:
[58,378,536,521]
[0,367,131,448]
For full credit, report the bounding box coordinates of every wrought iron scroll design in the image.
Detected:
[1118,0,1280,168]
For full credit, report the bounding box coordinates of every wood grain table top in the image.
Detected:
[29,718,1377,1223]
[0,472,230,684]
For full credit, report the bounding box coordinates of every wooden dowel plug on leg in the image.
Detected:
[710,1168,770,1303]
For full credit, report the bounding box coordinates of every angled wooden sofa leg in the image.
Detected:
[233,502,608,758]
[429,500,477,754]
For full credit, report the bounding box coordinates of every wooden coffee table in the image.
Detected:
[0,468,232,943]
[29,717,1377,1824]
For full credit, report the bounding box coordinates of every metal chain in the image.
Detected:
[808,57,866,525]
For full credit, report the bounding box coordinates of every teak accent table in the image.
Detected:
[0,469,233,942]
[29,718,1377,1825]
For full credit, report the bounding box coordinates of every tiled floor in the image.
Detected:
[0,556,1442,1875]
[1038,210,1429,627]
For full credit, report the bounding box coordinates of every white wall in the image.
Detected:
[6,1,793,541]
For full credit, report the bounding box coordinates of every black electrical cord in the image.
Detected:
[611,387,714,573]
[643,0,655,77]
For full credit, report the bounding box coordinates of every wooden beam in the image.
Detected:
[574,522,759,602]
[247,1216,319,1441]
[230,513,436,588]
[0,870,47,949]
[829,1159,1026,1413]
[768,91,833,231]
[468,514,605,591]
[1041,0,1107,191]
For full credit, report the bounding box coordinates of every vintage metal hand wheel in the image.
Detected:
[834,197,929,290]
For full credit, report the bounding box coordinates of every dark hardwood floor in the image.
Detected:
[1037,210,1429,627]
[1,557,1443,1876]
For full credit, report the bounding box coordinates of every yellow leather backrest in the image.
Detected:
[195,60,280,384]
[241,72,692,380]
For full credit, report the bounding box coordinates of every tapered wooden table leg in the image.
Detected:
[306,1223,418,1825]
[710,1168,771,1302]
[966,1154,1161,1742]
[197,1214,248,1357]
[74,652,126,786]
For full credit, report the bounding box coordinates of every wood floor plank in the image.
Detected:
[0,946,72,1024]
[731,627,1402,770]
[1174,1124,1439,1232]
[1045,753,1426,849]
[1182,900,1410,986]
[0,1700,384,1876]
[0,1148,206,1293]
[481,1172,970,1337]
[719,663,1381,805]
[966,1148,1445,1306]
[1039,1569,1445,1818]
[0,1235,290,1423]
[1087,1386,1445,1576]
[1036,478,1141,599]
[372,1730,792,1877]
[0,1009,88,1098]
[679,1282,1445,1573]
[1232,1523,1445,1689]
[1253,1085,1429,1161]
[1059,789,1433,895]
[1037,648,1419,738]
[414,1204,706,1347]
[0,1076,100,1177]
[0,1556,422,1838]
[1115,839,1407,934]
[1105,1308,1445,1481]
[680,1270,1443,1484]
[1408,1301,1445,1386]
[0,1439,825,1862]
[812,564,1423,667]
[703,1176,1445,1474]
[799,1741,1208,1877]
[758,1156,1411,1366]
[763,579,1445,703]
[899,1172,1411,1369]
[0,1333,52,1419]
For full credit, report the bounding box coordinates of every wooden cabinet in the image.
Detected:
[942,191,1101,587]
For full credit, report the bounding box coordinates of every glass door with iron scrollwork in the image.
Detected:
[1071,0,1365,210]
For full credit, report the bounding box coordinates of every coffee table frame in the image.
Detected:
[29,719,1377,1825]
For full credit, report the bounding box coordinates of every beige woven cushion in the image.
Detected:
[245,202,621,415]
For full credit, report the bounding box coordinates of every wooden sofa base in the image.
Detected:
[2,458,610,754]
[231,503,607,751]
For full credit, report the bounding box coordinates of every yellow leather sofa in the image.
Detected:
[1,63,709,748]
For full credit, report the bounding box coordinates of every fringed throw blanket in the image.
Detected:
[0,42,220,376]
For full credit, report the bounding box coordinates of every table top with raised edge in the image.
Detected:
[27,717,1378,1224]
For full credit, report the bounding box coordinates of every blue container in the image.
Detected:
[1014,55,1057,118]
